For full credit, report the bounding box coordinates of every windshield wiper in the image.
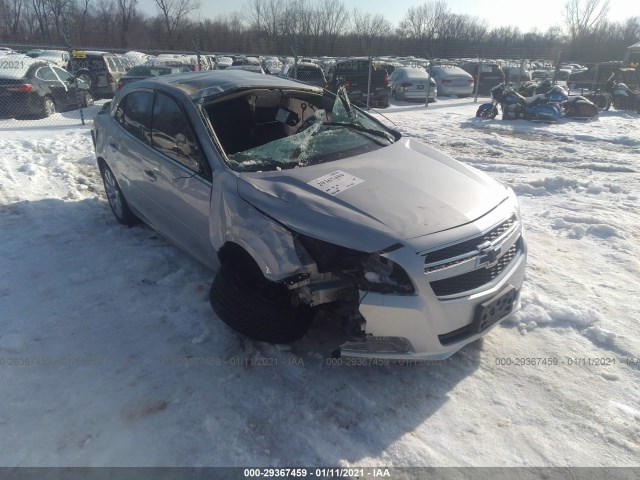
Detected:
[324,122,394,143]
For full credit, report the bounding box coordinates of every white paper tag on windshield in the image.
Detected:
[308,170,364,196]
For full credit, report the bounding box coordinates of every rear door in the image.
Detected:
[51,66,77,108]
[35,65,70,109]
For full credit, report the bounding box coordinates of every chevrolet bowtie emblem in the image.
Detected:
[477,241,501,268]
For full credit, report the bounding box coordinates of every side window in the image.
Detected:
[52,67,72,82]
[151,92,202,172]
[106,57,117,73]
[115,96,126,124]
[122,91,153,143]
[36,66,56,81]
[113,57,125,72]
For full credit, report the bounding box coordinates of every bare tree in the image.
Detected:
[398,0,449,53]
[47,0,73,43]
[351,8,390,53]
[563,0,610,40]
[154,0,200,48]
[117,0,137,47]
[321,0,348,55]
[76,0,92,42]
[4,0,25,39]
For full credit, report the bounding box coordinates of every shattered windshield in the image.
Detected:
[205,88,396,173]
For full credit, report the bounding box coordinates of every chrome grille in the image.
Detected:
[430,240,520,297]
[424,215,516,267]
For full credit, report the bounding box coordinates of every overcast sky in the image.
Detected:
[138,0,631,33]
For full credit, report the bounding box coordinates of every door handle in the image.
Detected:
[108,141,119,150]
[144,169,157,180]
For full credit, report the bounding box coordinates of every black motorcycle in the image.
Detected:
[600,73,640,113]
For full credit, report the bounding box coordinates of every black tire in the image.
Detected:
[100,163,139,226]
[476,105,497,119]
[42,96,56,117]
[210,260,314,344]
[78,73,92,88]
[82,91,94,107]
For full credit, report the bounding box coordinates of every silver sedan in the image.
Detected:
[93,71,526,360]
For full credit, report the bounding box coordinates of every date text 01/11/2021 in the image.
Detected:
[243,468,391,477]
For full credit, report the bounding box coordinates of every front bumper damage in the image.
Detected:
[336,202,527,361]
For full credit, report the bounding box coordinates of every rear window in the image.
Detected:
[71,55,107,73]
[402,68,429,79]
[294,66,324,80]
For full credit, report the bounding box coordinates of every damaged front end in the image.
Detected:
[289,234,415,339]
[203,80,525,360]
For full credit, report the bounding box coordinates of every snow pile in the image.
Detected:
[0,99,639,467]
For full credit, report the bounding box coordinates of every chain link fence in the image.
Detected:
[0,39,570,129]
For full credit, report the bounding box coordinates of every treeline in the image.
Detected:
[0,0,638,62]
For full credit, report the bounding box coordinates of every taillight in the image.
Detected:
[117,79,124,90]
[5,84,32,92]
[468,77,475,83]
[343,80,351,89]
[401,82,412,88]
[384,73,389,85]
[107,72,113,84]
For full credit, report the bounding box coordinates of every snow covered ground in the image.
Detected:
[0,99,639,467]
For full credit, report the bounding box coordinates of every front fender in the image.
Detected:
[210,171,304,281]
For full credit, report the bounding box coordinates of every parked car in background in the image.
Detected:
[264,56,283,74]
[531,69,551,80]
[326,58,390,107]
[68,51,126,99]
[566,62,630,91]
[226,64,265,74]
[553,68,572,81]
[429,65,474,97]
[283,62,327,88]
[216,56,233,70]
[92,70,526,360]
[460,61,505,95]
[0,57,93,118]
[388,67,436,102]
[117,65,185,90]
[25,49,70,68]
[504,66,531,83]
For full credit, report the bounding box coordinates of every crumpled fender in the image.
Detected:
[209,171,304,281]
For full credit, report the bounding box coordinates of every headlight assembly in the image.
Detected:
[361,254,415,295]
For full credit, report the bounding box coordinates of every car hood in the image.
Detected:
[237,138,508,252]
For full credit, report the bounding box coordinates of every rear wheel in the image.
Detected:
[210,259,314,344]
[42,96,56,117]
[100,163,139,226]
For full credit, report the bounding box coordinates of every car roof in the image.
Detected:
[127,70,323,100]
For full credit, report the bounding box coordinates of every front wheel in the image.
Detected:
[210,260,314,344]
[82,91,94,107]
[476,104,497,119]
